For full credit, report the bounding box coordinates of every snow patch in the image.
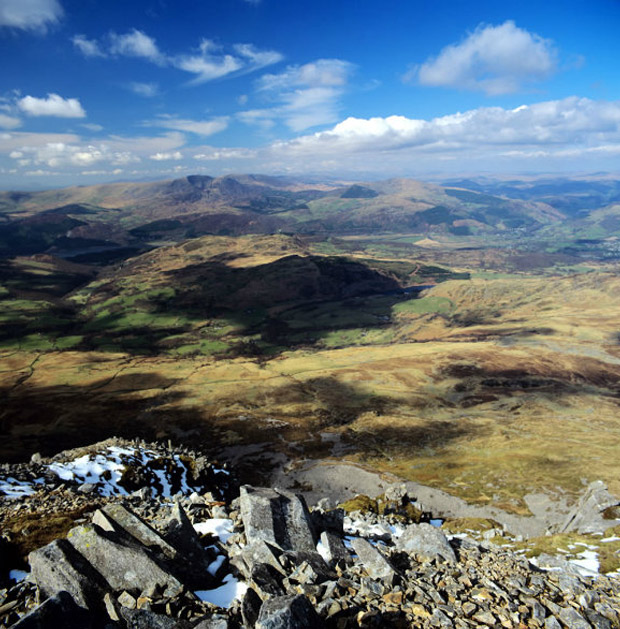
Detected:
[194,518,234,543]
[195,575,247,608]
[0,477,36,498]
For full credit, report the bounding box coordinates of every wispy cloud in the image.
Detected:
[128,82,159,98]
[72,29,283,85]
[0,113,21,129]
[0,0,62,32]
[408,21,558,95]
[72,34,106,57]
[109,28,166,65]
[239,58,354,131]
[17,93,86,118]
[148,115,229,136]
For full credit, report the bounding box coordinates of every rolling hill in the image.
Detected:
[0,174,565,259]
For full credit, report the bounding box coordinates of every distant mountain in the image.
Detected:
[440,175,620,217]
[0,174,565,259]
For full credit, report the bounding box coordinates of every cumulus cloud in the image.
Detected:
[239,59,354,131]
[0,0,62,31]
[411,21,558,95]
[18,93,86,118]
[0,114,21,129]
[148,115,229,136]
[272,98,620,158]
[72,34,106,57]
[253,97,620,175]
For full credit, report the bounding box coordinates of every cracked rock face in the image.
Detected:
[1,439,620,629]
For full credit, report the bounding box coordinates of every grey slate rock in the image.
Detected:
[318,531,350,567]
[241,587,263,628]
[239,486,316,552]
[256,594,324,629]
[349,538,397,584]
[121,607,192,629]
[279,551,335,585]
[94,503,178,560]
[560,480,620,534]
[10,591,93,629]
[229,540,285,579]
[250,563,286,599]
[558,606,593,629]
[66,523,183,598]
[194,616,229,629]
[395,523,457,563]
[28,538,109,611]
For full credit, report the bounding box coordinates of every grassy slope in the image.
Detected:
[2,235,620,516]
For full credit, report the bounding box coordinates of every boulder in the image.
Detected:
[93,503,178,560]
[395,523,457,563]
[318,531,350,567]
[559,480,620,534]
[255,594,324,629]
[349,538,397,584]
[229,540,285,579]
[28,539,109,611]
[66,523,183,598]
[239,486,316,552]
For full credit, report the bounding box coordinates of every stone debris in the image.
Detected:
[0,439,619,628]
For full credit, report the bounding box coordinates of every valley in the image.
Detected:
[2,174,620,525]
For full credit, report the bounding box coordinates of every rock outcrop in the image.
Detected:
[1,439,620,628]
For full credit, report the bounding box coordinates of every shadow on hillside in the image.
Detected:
[0,372,213,463]
[440,360,620,406]
[76,254,409,358]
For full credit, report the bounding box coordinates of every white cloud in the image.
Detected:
[239,59,354,131]
[72,34,106,57]
[109,29,165,64]
[148,115,229,136]
[193,147,257,160]
[74,30,282,85]
[0,0,62,31]
[81,123,103,132]
[234,43,283,71]
[128,82,159,97]
[18,93,86,118]
[412,21,558,95]
[260,97,620,173]
[149,151,183,161]
[273,98,620,155]
[3,131,185,170]
[174,40,242,83]
[0,113,21,129]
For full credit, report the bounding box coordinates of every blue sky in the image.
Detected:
[1,0,620,188]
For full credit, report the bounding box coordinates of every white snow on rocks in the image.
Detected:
[193,518,235,543]
[195,575,247,608]
[0,477,36,498]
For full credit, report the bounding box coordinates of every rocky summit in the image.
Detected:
[1,440,620,628]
